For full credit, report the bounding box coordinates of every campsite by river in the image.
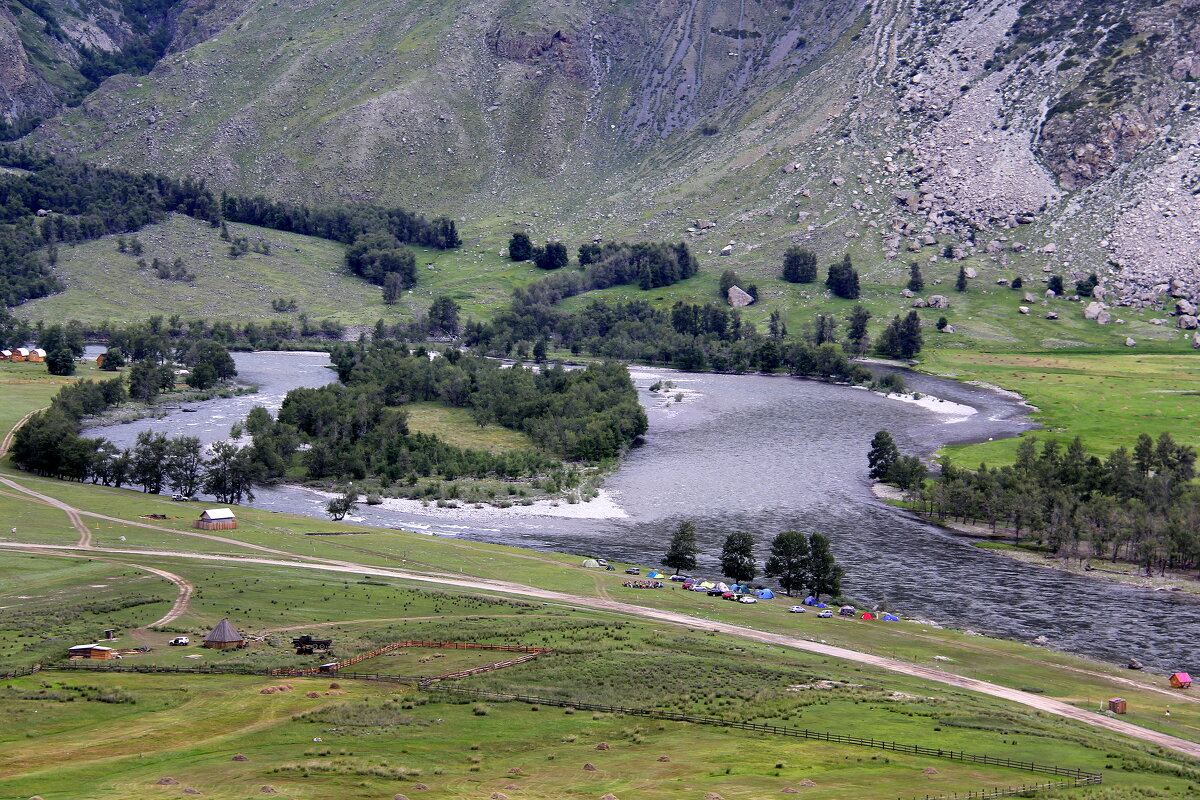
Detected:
[85,349,1199,673]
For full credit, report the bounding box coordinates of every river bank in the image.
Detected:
[870,483,1200,597]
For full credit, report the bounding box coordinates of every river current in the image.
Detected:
[86,349,1197,672]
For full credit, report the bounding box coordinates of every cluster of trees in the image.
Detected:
[874,311,924,360]
[866,431,928,492]
[825,254,860,299]
[0,145,459,307]
[346,234,416,291]
[781,247,818,284]
[662,522,844,600]
[248,344,647,485]
[507,235,699,291]
[777,247,862,299]
[877,429,1200,576]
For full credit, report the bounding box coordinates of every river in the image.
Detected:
[86,349,1198,672]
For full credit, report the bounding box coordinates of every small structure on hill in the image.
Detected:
[12,348,29,362]
[1108,697,1127,714]
[195,508,237,530]
[68,643,115,660]
[204,618,246,649]
[1170,672,1192,689]
[0,349,10,361]
[27,348,46,363]
[292,635,333,655]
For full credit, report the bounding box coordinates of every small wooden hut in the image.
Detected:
[27,348,46,363]
[68,644,115,660]
[12,348,29,362]
[0,349,11,361]
[203,619,245,649]
[195,508,237,530]
[1107,698,1127,714]
[1170,672,1192,689]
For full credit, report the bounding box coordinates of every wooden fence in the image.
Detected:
[425,685,1103,799]
[271,639,552,677]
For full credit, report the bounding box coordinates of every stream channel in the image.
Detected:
[85,349,1197,673]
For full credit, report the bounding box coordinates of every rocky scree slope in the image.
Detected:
[18,0,1200,322]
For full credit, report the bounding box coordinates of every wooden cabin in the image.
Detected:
[27,348,46,363]
[12,348,29,362]
[1170,672,1192,689]
[195,508,237,530]
[0,349,11,361]
[203,618,246,649]
[95,352,105,366]
[1107,697,1127,714]
[68,644,115,660]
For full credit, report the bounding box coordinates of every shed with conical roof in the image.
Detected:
[204,618,245,649]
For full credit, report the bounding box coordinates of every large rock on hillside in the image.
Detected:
[927,295,950,309]
[727,286,754,308]
[1084,301,1108,320]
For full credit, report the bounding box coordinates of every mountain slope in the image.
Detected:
[17,0,1200,336]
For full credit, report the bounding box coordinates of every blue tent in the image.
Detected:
[881,613,900,621]
[647,571,663,579]
[756,589,775,599]
[803,596,817,606]
[814,602,828,608]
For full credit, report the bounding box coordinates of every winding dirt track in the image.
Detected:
[0,476,92,546]
[0,407,46,459]
[3,538,1199,759]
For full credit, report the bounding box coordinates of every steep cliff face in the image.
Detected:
[22,0,1200,294]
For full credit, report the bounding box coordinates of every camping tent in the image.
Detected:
[647,571,663,579]
[756,589,775,599]
[581,559,601,568]
[881,614,900,621]
[838,605,855,617]
[861,612,875,620]
[803,596,817,606]
[699,581,716,589]
[713,582,730,593]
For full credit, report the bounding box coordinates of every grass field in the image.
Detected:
[404,401,536,453]
[920,350,1200,467]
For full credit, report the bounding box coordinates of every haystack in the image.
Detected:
[328,682,341,689]
[507,768,524,775]
[504,784,522,790]
[594,742,610,751]
[582,763,597,771]
[231,754,249,761]
[259,787,278,794]
[797,779,817,786]
[411,784,430,790]
[922,767,939,775]
[392,795,409,800]
[156,778,180,785]
[656,756,671,762]
[182,789,202,795]
[704,794,724,800]
[782,789,799,794]
[600,794,620,800]
[305,691,320,698]
[490,794,509,800]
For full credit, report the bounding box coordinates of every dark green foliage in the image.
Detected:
[805,533,843,601]
[936,316,948,330]
[1010,276,1023,289]
[274,346,646,485]
[764,530,809,596]
[845,304,871,355]
[875,311,923,359]
[508,232,533,261]
[720,532,756,583]
[867,430,900,481]
[928,433,1200,572]
[0,308,33,349]
[906,262,924,292]
[577,243,602,265]
[1047,275,1064,296]
[719,270,739,296]
[534,241,569,270]
[99,347,126,370]
[1075,272,1099,297]
[45,348,76,376]
[427,296,461,336]
[382,272,405,305]
[346,234,417,287]
[825,254,859,299]
[781,247,817,283]
[663,521,697,574]
[955,266,968,293]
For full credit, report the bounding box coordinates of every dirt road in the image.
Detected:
[4,539,1198,760]
[0,476,93,546]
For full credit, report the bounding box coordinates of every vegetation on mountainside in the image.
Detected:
[0,147,458,307]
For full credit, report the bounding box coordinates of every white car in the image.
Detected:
[738,596,758,604]
[168,636,190,646]
[817,609,834,618]
[788,606,806,613]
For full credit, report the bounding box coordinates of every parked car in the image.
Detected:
[596,559,608,567]
[817,609,834,618]
[721,591,737,600]
[738,596,758,604]
[171,493,192,502]
[168,636,190,646]
[707,588,725,596]
[625,567,640,575]
[669,574,688,582]
[788,606,806,613]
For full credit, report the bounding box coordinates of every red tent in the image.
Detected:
[1170,672,1192,689]
[861,612,875,620]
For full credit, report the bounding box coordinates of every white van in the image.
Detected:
[169,636,190,646]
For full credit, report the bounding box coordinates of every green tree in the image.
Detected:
[1047,275,1064,296]
[804,533,843,601]
[867,430,900,481]
[128,358,173,403]
[663,520,698,574]
[202,440,257,504]
[166,436,203,496]
[719,270,740,297]
[955,266,968,293]
[533,241,569,270]
[532,338,548,362]
[906,261,924,292]
[427,295,461,335]
[186,362,218,390]
[326,489,359,521]
[764,530,810,596]
[382,271,405,304]
[132,430,170,493]
[846,305,871,355]
[1010,276,1023,290]
[100,347,126,370]
[889,454,928,493]
[782,247,817,283]
[508,232,533,261]
[825,254,860,299]
[720,531,757,583]
[45,348,76,376]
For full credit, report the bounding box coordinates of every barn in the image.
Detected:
[195,508,237,530]
[67,644,115,660]
[27,348,46,363]
[12,348,29,362]
[203,618,246,649]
